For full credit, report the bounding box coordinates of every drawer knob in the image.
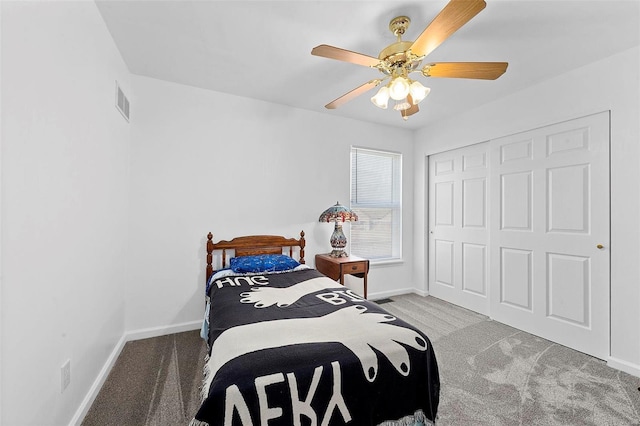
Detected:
[351,265,358,270]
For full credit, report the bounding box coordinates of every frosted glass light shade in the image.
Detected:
[370,86,390,109]
[393,99,411,111]
[409,81,431,104]
[388,77,410,100]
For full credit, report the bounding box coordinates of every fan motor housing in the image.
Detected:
[378,41,422,73]
[378,41,413,62]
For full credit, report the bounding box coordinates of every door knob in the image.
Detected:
[596,244,604,249]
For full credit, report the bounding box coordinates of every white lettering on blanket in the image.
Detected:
[223,362,351,426]
[316,290,365,305]
[214,275,269,289]
[240,276,345,308]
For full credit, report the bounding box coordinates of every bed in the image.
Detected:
[192,231,440,426]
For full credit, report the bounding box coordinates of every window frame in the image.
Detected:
[349,146,403,263]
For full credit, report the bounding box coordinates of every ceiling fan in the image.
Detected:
[311,0,508,120]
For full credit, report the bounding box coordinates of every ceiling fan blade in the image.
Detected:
[423,62,508,79]
[410,0,486,58]
[312,44,380,68]
[401,95,420,119]
[401,104,419,119]
[325,80,381,109]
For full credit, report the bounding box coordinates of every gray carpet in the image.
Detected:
[83,294,640,425]
[82,330,207,426]
[386,294,640,426]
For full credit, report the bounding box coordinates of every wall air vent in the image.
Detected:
[115,81,130,122]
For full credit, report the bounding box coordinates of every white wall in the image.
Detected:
[1,2,131,425]
[413,46,640,375]
[0,2,3,422]
[126,75,415,332]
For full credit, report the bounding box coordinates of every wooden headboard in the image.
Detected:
[206,231,306,283]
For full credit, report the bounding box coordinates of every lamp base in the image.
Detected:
[329,223,348,258]
[329,249,349,258]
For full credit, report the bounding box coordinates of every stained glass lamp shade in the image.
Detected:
[318,202,358,258]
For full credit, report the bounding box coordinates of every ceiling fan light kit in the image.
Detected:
[370,78,430,120]
[388,76,411,100]
[410,81,431,104]
[371,86,390,109]
[311,0,508,121]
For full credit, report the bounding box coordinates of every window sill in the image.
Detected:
[369,258,404,267]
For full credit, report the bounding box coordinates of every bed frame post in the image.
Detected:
[299,230,306,264]
[206,232,214,283]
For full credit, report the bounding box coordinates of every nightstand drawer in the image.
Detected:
[344,262,367,274]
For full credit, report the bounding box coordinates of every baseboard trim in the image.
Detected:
[607,356,640,378]
[69,334,127,426]
[124,319,202,342]
[69,319,203,426]
[369,288,425,301]
[412,288,429,297]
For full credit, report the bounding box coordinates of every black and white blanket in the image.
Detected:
[193,268,440,425]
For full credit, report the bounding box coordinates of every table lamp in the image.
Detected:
[318,201,358,257]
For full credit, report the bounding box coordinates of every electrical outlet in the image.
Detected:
[61,359,71,393]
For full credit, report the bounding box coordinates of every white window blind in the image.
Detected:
[350,147,402,261]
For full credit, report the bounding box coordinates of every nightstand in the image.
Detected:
[315,254,369,299]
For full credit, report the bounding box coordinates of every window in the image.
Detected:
[350,147,402,261]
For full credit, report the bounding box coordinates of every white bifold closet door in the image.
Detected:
[429,142,490,315]
[428,111,610,359]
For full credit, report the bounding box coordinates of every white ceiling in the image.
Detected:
[95,0,640,130]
